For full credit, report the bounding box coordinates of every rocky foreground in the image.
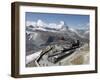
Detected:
[26,43,89,67]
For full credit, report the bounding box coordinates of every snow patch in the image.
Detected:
[26,50,42,64]
[26,20,67,31]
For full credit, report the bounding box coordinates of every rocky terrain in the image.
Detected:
[25,20,89,67]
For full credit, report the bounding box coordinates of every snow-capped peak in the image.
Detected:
[26,20,68,32]
[69,28,78,34]
[37,19,45,27]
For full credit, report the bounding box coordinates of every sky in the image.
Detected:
[26,12,89,29]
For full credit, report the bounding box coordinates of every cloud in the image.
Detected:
[26,21,36,27]
[58,21,65,28]
[26,20,66,29]
[37,19,44,27]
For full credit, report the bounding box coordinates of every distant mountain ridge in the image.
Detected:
[26,19,89,39]
[26,20,89,53]
[26,19,68,32]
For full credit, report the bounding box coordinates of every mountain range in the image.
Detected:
[26,20,89,54]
